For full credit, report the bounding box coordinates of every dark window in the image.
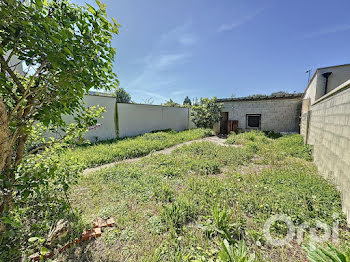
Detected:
[246,114,261,129]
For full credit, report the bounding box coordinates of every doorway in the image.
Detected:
[220,112,228,134]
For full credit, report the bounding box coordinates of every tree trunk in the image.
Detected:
[0,99,11,175]
[0,98,12,232]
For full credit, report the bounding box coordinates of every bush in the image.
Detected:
[191,97,222,128]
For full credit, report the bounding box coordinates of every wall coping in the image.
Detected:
[312,79,350,106]
[117,102,189,109]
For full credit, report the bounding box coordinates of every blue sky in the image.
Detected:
[73,0,350,104]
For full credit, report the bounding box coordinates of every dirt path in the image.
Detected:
[83,136,232,175]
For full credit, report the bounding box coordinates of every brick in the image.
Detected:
[94,227,102,237]
[93,218,108,228]
[107,217,115,227]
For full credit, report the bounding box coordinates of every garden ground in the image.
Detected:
[56,131,350,261]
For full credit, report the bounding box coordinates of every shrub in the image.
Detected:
[191,97,222,128]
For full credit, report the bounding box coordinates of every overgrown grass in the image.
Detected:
[62,131,349,261]
[62,128,212,168]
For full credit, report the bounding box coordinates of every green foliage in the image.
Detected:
[263,130,282,139]
[226,131,271,152]
[304,243,350,262]
[0,0,119,232]
[183,96,192,106]
[1,0,119,127]
[191,97,222,129]
[63,128,212,167]
[115,87,131,103]
[218,240,257,262]
[161,197,197,230]
[0,107,103,260]
[163,99,180,107]
[226,131,312,162]
[0,135,87,260]
[65,132,348,261]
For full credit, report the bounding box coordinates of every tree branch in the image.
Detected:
[0,55,25,93]
[26,61,47,90]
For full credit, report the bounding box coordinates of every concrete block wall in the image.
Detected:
[221,98,302,133]
[300,112,308,138]
[303,85,350,223]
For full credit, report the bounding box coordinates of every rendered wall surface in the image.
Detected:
[220,98,302,133]
[63,98,195,141]
[62,94,117,141]
[117,103,193,138]
[305,65,350,103]
[301,82,350,224]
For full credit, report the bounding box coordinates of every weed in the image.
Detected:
[218,239,257,262]
[161,197,197,230]
[62,128,212,168]
[65,131,348,261]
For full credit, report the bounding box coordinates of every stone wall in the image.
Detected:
[302,83,350,224]
[221,98,302,133]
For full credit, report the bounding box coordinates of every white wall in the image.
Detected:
[62,97,195,141]
[117,103,193,138]
[305,65,350,103]
[83,95,117,141]
[62,94,117,141]
[304,75,318,104]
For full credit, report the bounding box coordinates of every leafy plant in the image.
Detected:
[218,239,256,262]
[304,243,350,262]
[63,128,211,168]
[0,0,119,226]
[191,97,222,128]
[163,98,181,107]
[161,198,196,230]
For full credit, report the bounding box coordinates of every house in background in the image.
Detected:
[216,93,303,134]
[300,63,350,224]
[302,63,350,115]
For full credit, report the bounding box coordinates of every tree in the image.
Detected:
[115,87,131,103]
[163,98,180,107]
[0,0,119,217]
[191,97,222,128]
[183,96,191,106]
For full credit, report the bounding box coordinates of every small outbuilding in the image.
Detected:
[216,93,303,134]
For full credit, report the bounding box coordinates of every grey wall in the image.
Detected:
[221,98,302,133]
[117,103,194,138]
[301,81,350,224]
